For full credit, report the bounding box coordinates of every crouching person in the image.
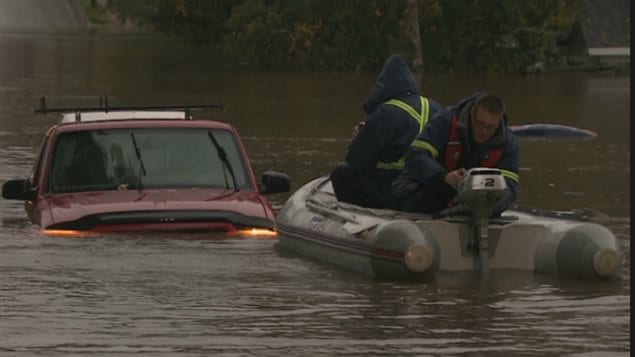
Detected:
[330,53,443,210]
[392,92,520,216]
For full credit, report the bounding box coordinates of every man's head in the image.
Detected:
[470,93,505,144]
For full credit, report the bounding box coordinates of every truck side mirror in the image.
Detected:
[260,171,290,195]
[2,179,36,201]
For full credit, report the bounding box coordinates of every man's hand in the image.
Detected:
[444,168,466,190]
[352,121,366,137]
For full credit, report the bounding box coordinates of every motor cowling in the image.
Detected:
[456,168,508,219]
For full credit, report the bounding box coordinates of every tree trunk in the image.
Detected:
[405,0,423,73]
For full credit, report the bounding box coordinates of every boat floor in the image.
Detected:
[307,178,520,226]
[307,177,595,226]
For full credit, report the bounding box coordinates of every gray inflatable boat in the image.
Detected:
[275,168,620,280]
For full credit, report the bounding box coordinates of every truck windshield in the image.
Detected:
[48,128,251,193]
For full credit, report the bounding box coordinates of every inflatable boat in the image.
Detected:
[275,169,620,280]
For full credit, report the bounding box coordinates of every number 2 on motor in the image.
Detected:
[484,178,495,187]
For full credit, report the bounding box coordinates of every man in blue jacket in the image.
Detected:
[330,53,443,210]
[392,92,520,216]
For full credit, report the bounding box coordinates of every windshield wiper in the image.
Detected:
[130,132,146,190]
[207,130,238,191]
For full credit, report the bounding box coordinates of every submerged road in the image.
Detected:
[0,0,86,30]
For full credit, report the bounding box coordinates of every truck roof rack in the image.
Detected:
[35,96,224,121]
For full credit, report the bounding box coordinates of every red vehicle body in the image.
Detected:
[2,108,290,234]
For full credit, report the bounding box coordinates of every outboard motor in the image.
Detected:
[455,168,508,274]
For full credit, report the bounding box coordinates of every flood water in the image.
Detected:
[0,30,630,356]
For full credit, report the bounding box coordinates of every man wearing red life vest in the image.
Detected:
[392,92,520,216]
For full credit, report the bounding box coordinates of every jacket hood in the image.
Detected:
[363,54,420,115]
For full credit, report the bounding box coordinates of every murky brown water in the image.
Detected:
[0,29,630,356]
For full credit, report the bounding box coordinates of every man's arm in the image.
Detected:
[403,110,451,184]
[345,106,395,172]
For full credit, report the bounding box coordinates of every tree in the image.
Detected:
[405,0,423,71]
[107,0,236,43]
[422,0,580,73]
[102,0,580,73]
[223,0,408,70]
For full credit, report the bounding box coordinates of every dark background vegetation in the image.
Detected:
[91,0,581,73]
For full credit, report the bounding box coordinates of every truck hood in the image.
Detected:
[41,188,275,231]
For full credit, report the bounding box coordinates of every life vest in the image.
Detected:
[376,96,430,170]
[444,115,503,171]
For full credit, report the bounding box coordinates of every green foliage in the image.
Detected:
[222,0,291,68]
[224,0,408,70]
[151,0,235,43]
[422,0,580,73]
[106,0,159,25]
[79,0,108,24]
[106,0,234,43]
[101,0,580,73]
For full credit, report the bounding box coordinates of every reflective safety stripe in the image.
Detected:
[500,169,519,182]
[375,157,406,170]
[384,97,430,133]
[411,139,438,158]
[376,97,430,170]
